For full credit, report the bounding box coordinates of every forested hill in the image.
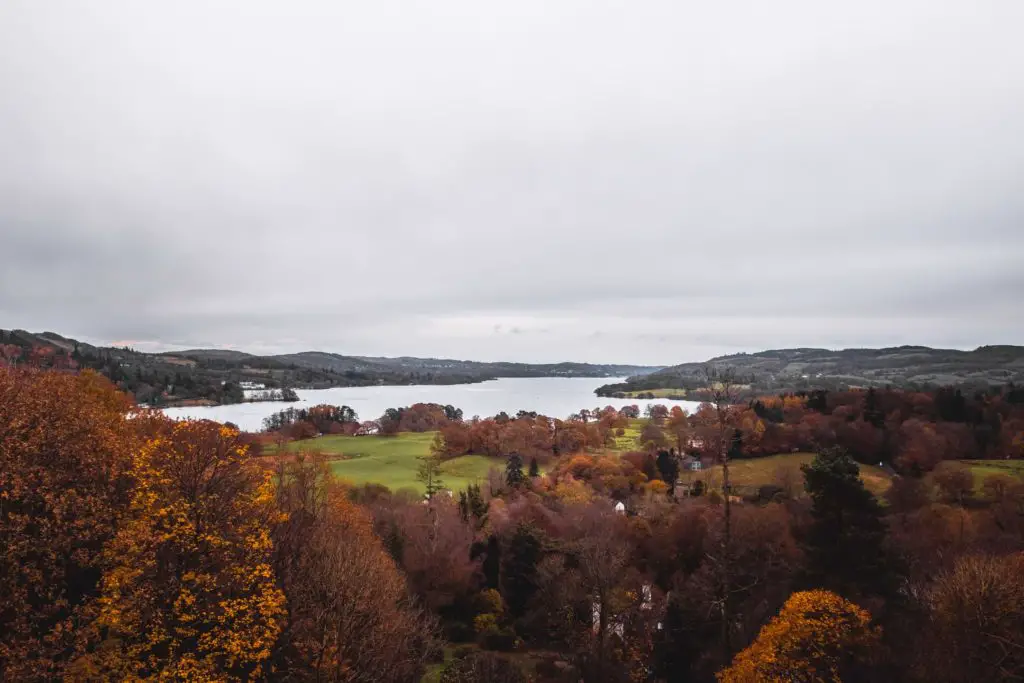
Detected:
[596,345,1024,398]
[0,328,659,407]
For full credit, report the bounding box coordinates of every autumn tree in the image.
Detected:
[717,590,880,683]
[272,455,436,682]
[0,367,137,679]
[883,474,932,514]
[385,497,479,616]
[917,553,1024,683]
[704,365,742,659]
[75,418,286,681]
[379,407,405,436]
[562,503,642,681]
[929,461,974,506]
[666,407,692,452]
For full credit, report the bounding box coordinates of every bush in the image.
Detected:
[757,484,786,503]
[474,613,499,635]
[481,628,517,652]
[440,651,527,683]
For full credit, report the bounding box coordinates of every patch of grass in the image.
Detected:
[278,431,436,459]
[619,388,690,399]
[275,432,503,493]
[608,418,648,452]
[693,452,893,498]
[961,459,1024,484]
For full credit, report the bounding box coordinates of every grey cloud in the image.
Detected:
[1,0,1022,364]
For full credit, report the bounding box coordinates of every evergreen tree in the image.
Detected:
[416,453,445,498]
[652,594,709,682]
[864,388,885,428]
[801,447,894,598]
[806,389,830,414]
[467,483,488,520]
[528,456,540,478]
[501,523,544,620]
[656,450,679,493]
[727,428,744,462]
[477,534,502,589]
[505,453,525,489]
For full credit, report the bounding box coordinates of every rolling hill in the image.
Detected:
[1,328,660,407]
[596,345,1024,398]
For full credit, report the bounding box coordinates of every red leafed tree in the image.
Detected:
[0,367,137,678]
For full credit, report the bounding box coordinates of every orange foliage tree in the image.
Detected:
[717,589,880,683]
[272,455,436,681]
[918,553,1024,683]
[0,367,137,679]
[74,418,286,681]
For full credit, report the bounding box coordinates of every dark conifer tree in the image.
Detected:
[801,447,895,598]
[505,453,525,489]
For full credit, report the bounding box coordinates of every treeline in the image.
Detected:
[668,386,1024,473]
[596,345,1024,398]
[262,403,360,436]
[263,385,1024,479]
[434,407,630,460]
[0,334,259,406]
[260,402,465,440]
[366,386,1023,476]
[0,332,494,407]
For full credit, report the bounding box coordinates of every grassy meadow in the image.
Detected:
[961,459,1024,491]
[608,418,647,452]
[693,452,894,498]
[264,425,1024,500]
[616,388,690,399]
[275,432,500,493]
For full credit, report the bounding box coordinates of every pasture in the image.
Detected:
[275,431,501,493]
[693,452,893,498]
[961,459,1024,487]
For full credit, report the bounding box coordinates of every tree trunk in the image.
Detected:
[719,402,733,663]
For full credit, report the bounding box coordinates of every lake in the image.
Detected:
[160,376,704,432]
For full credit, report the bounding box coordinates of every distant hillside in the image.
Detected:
[266,350,658,380]
[174,349,255,362]
[595,345,1024,399]
[0,328,660,407]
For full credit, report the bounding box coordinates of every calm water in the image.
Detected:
[160,377,704,432]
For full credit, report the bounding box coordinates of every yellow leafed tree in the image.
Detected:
[75,418,286,681]
[0,367,138,679]
[717,590,880,683]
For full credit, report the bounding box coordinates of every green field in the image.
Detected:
[277,432,501,493]
[693,452,893,498]
[961,459,1024,483]
[617,388,689,399]
[609,418,646,452]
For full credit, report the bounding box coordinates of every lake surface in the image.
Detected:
[160,377,704,432]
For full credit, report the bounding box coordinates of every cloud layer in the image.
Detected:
[2,1,1022,363]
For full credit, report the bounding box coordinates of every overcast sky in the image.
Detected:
[1,1,1022,364]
